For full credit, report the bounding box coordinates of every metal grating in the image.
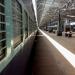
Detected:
[12,0,23,48]
[0,0,6,60]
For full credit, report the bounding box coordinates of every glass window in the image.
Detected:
[12,0,23,48]
[0,0,6,60]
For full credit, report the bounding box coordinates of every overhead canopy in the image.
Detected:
[36,0,75,26]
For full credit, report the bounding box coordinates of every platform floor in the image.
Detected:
[1,30,75,75]
[45,31,75,53]
[32,31,75,75]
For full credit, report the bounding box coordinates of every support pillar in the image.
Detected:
[57,10,62,36]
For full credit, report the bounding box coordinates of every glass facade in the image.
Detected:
[0,0,6,60]
[12,0,23,48]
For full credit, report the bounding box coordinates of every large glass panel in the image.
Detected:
[12,0,23,48]
[0,0,6,60]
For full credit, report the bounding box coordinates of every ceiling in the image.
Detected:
[36,0,75,26]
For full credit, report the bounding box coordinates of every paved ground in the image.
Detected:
[32,31,75,75]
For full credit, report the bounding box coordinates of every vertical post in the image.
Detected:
[57,9,62,36]
[46,23,47,31]
[28,15,29,36]
[22,7,25,41]
[5,0,13,53]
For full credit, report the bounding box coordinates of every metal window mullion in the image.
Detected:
[0,12,5,15]
[0,22,6,24]
[0,31,6,33]
[0,46,6,52]
[0,3,5,7]
[0,39,6,43]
